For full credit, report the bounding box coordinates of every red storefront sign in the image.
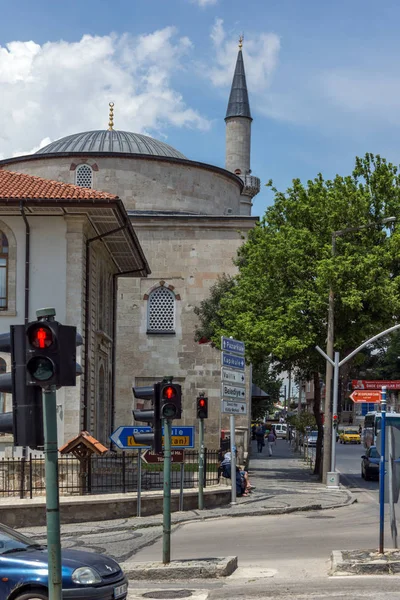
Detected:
[352,380,400,390]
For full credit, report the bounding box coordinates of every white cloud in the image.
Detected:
[208,19,281,93]
[0,29,210,159]
[190,0,218,6]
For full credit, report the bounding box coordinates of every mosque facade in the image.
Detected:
[0,46,260,450]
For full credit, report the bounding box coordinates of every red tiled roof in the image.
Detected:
[0,169,118,200]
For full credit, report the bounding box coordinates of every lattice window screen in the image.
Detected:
[76,165,93,188]
[147,287,175,332]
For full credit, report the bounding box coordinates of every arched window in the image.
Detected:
[0,232,9,310]
[147,286,175,333]
[0,358,6,412]
[75,164,93,188]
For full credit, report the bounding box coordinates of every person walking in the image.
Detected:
[267,429,276,456]
[255,423,265,453]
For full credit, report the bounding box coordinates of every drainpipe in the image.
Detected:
[19,201,30,324]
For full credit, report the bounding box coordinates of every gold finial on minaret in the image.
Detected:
[238,34,244,50]
[108,102,114,131]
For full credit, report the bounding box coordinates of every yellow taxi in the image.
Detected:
[339,428,361,444]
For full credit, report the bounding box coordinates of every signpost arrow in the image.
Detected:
[221,368,246,386]
[350,390,382,403]
[222,383,246,400]
[141,449,184,464]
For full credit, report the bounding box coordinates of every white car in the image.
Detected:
[274,423,287,439]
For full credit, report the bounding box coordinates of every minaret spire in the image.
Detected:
[225,38,260,215]
[225,37,252,121]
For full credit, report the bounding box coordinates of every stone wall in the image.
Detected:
[115,215,257,449]
[1,155,243,216]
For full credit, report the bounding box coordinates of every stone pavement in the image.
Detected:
[17,439,355,561]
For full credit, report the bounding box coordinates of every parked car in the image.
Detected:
[0,523,128,599]
[339,428,361,444]
[304,430,318,447]
[361,446,380,481]
[273,423,287,439]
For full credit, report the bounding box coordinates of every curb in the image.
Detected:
[23,492,355,541]
[121,556,238,580]
[330,549,400,576]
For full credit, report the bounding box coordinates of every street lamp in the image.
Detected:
[322,217,396,484]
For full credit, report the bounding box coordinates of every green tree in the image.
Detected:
[195,154,400,476]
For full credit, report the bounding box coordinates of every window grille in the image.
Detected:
[147,287,175,333]
[76,164,92,188]
[0,232,8,310]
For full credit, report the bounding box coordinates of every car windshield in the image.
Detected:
[0,524,44,555]
[309,432,318,437]
[346,430,359,435]
[369,447,379,459]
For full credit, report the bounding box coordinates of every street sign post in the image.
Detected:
[350,390,382,403]
[222,337,245,355]
[221,368,246,386]
[141,449,184,464]
[221,336,246,507]
[222,352,245,370]
[222,383,246,400]
[110,425,195,449]
[222,400,247,415]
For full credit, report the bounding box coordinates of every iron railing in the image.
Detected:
[0,449,220,499]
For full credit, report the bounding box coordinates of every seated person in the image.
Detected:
[220,452,252,496]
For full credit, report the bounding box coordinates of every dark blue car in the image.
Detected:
[361,445,380,481]
[0,523,128,599]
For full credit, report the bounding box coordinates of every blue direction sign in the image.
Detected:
[222,352,245,371]
[170,426,195,448]
[222,337,245,355]
[110,426,152,449]
[110,425,195,450]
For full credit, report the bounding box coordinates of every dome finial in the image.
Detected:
[108,102,114,131]
[238,34,244,50]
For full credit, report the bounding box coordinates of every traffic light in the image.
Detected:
[26,319,77,388]
[0,315,82,448]
[0,325,44,448]
[197,393,208,419]
[160,380,182,420]
[132,383,162,453]
[333,414,338,428]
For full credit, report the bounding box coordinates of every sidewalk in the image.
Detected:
[17,439,355,553]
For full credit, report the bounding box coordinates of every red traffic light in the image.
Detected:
[163,385,176,400]
[29,325,54,349]
[199,398,206,408]
[333,415,338,421]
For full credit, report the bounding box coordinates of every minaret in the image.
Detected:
[225,36,260,215]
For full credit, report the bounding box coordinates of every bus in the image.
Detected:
[363,411,400,449]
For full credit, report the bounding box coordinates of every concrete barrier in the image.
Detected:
[0,485,230,528]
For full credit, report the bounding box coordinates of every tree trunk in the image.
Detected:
[313,371,323,478]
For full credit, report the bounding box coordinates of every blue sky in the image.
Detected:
[0,0,400,216]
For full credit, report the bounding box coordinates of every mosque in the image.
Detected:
[0,42,260,450]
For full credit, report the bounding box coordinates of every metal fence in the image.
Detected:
[0,449,221,499]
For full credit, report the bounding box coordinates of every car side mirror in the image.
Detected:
[361,455,366,459]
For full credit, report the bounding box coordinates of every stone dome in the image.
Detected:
[35,130,187,159]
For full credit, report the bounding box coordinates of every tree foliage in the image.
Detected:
[194,154,400,475]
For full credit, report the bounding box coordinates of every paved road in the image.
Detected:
[128,442,397,599]
[335,439,379,502]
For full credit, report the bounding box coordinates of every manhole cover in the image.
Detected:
[142,592,192,599]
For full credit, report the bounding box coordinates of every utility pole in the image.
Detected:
[197,393,208,510]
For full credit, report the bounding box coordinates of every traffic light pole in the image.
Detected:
[198,417,204,510]
[43,385,62,600]
[162,418,172,564]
